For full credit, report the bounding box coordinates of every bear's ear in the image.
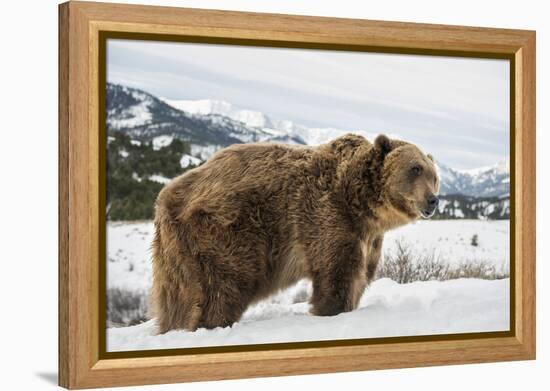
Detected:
[427,153,434,162]
[374,134,393,156]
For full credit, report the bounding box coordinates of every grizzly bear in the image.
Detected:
[151,134,439,333]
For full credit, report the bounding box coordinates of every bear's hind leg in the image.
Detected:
[194,242,267,329]
[198,275,249,329]
[151,275,203,333]
[185,207,269,329]
[151,219,204,334]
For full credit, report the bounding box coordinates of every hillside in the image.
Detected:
[106,132,197,220]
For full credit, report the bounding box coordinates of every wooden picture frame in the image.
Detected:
[59,1,536,389]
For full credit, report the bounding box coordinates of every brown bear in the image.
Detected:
[150,134,439,333]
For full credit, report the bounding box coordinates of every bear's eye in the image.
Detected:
[411,165,423,176]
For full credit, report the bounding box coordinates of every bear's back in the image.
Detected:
[198,142,313,191]
[157,143,314,217]
[157,135,370,221]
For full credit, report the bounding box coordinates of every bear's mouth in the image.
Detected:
[420,209,435,219]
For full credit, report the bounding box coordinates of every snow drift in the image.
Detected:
[107,277,509,352]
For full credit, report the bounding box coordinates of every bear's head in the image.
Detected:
[375,134,440,221]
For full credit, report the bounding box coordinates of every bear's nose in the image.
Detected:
[427,195,439,208]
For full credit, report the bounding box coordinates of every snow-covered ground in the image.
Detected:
[107,222,154,291]
[107,278,509,351]
[106,219,510,352]
[384,220,509,268]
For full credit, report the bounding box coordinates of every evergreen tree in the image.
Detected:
[106,132,198,221]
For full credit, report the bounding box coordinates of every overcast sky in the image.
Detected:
[107,39,510,169]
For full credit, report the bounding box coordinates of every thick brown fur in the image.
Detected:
[151,134,439,332]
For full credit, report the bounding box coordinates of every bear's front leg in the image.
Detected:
[366,235,383,282]
[309,239,364,317]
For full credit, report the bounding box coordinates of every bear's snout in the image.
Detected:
[427,195,439,209]
[420,195,439,218]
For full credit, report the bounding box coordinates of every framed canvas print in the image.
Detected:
[58,1,536,389]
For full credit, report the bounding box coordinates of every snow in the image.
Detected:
[180,154,202,168]
[163,98,233,117]
[162,98,274,129]
[131,172,142,182]
[190,144,222,160]
[383,220,509,268]
[454,209,465,218]
[107,222,154,291]
[436,160,510,197]
[459,160,509,177]
[234,110,273,128]
[118,149,129,158]
[107,277,509,351]
[106,219,510,352]
[108,97,153,129]
[500,200,510,217]
[437,199,449,212]
[152,135,173,150]
[148,174,171,185]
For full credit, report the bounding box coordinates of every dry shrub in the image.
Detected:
[376,239,509,283]
[107,288,149,327]
[447,259,509,280]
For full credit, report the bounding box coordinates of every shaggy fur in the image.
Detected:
[151,134,439,332]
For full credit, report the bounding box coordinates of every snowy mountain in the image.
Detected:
[107,83,510,201]
[436,160,509,198]
[162,97,378,147]
[107,83,305,148]
[161,98,279,129]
